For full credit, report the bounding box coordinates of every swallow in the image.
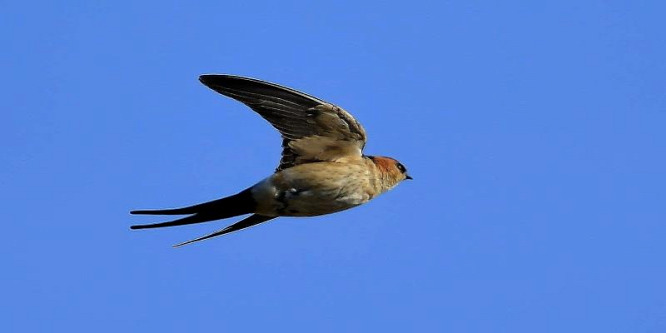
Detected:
[131,74,411,247]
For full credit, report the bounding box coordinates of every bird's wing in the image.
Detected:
[199,74,367,171]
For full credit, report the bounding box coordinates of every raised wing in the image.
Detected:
[199,74,367,171]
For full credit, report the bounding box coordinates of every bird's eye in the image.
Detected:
[396,163,406,173]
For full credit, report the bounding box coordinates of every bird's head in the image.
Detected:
[368,156,412,190]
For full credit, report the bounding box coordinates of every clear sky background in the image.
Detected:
[2,1,665,332]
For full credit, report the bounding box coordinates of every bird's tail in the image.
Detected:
[130,188,256,229]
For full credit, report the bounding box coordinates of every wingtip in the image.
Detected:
[199,74,231,86]
[199,74,269,88]
[198,74,213,84]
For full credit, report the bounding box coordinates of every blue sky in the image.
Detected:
[2,1,665,331]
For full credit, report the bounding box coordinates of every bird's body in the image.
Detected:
[131,75,410,246]
[253,156,399,217]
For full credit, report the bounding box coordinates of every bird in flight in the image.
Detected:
[131,74,411,247]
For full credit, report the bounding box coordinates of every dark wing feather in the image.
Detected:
[199,74,367,171]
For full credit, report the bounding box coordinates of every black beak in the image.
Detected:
[405,174,413,180]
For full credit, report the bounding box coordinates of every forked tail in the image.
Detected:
[130,188,256,229]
